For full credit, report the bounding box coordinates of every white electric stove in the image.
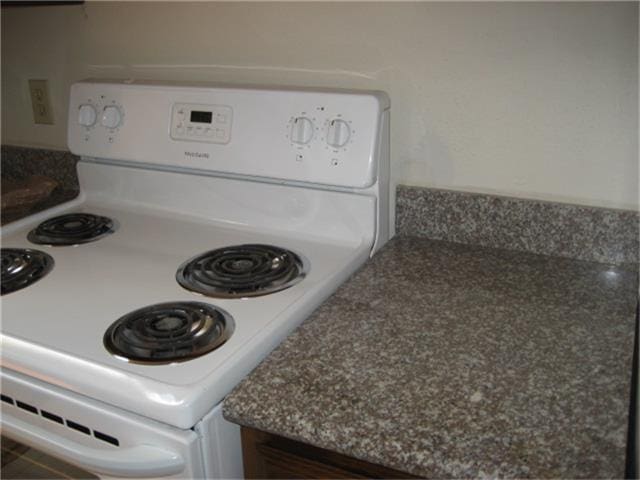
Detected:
[0,80,391,478]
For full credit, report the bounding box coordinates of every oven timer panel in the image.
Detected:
[170,103,233,144]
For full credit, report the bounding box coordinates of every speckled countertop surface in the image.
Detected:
[1,188,78,226]
[1,145,80,225]
[224,236,638,478]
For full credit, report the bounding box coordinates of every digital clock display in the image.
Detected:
[190,111,213,123]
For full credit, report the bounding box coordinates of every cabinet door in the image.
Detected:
[241,427,419,479]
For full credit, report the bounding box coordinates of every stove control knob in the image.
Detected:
[326,119,351,148]
[289,116,314,145]
[101,105,122,129]
[78,104,97,127]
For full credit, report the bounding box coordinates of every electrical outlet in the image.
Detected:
[28,79,54,125]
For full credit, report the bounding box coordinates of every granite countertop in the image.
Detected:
[1,188,78,226]
[223,235,639,478]
[1,145,80,226]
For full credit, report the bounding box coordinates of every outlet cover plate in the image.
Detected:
[29,79,54,125]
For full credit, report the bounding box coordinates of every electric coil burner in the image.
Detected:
[27,213,116,246]
[176,244,307,298]
[1,248,54,295]
[104,301,234,363]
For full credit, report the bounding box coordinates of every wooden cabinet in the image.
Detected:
[241,427,419,479]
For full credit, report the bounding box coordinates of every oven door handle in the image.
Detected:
[3,415,186,477]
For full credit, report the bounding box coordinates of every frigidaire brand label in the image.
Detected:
[184,151,210,159]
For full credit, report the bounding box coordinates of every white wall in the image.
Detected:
[2,2,638,210]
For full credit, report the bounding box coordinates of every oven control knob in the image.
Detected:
[78,104,97,127]
[289,116,314,145]
[101,106,123,129]
[326,119,351,148]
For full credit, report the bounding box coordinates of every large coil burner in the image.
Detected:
[1,248,54,295]
[28,213,116,246]
[104,301,234,363]
[176,244,307,298]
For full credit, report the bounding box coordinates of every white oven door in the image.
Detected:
[0,369,205,479]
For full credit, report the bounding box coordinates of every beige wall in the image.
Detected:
[2,2,638,210]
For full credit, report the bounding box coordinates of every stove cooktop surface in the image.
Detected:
[1,199,369,427]
[2,201,365,379]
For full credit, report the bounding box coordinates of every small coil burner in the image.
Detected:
[27,213,116,246]
[1,248,54,295]
[104,302,234,363]
[176,244,307,298]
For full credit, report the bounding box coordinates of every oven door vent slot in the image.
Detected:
[66,420,91,435]
[16,401,38,414]
[41,410,64,424]
[93,430,120,446]
[5,395,121,447]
